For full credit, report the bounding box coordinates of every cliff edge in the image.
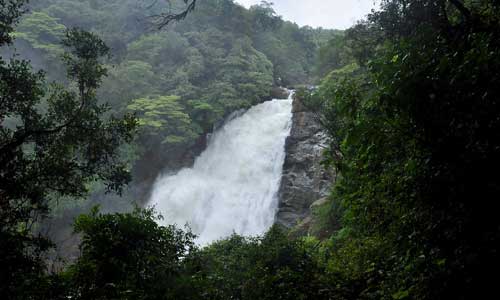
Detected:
[276,95,334,228]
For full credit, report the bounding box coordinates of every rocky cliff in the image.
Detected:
[276,95,334,228]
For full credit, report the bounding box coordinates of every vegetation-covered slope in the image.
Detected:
[9,0,334,185]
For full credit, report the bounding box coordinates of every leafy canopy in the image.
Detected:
[0,2,137,297]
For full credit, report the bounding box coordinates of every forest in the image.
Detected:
[1,0,499,299]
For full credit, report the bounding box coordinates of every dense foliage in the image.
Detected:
[0,1,136,297]
[59,208,329,300]
[65,207,196,299]
[303,0,500,298]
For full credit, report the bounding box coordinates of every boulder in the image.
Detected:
[270,86,290,99]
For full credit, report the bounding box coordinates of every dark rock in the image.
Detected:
[271,86,290,99]
[276,96,335,228]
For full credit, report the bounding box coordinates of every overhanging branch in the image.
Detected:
[150,0,197,29]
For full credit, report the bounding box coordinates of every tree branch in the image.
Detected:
[150,0,197,29]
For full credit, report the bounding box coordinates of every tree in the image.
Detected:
[0,2,137,296]
[315,33,353,78]
[65,207,196,299]
[127,95,198,147]
[250,1,282,31]
[13,11,67,57]
[197,226,326,300]
[100,60,158,110]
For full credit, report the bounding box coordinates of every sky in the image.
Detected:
[235,0,379,29]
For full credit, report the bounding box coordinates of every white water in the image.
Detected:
[150,95,293,245]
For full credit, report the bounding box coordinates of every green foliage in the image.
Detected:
[128,95,198,147]
[0,7,136,297]
[315,33,354,78]
[306,0,500,299]
[65,207,196,299]
[62,28,110,94]
[191,226,328,300]
[41,210,332,300]
[0,0,27,45]
[100,60,158,110]
[13,11,66,57]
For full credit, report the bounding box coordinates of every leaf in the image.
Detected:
[392,290,409,299]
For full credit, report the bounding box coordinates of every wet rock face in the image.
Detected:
[270,86,290,99]
[276,96,334,228]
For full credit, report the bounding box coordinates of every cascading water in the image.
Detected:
[150,94,293,245]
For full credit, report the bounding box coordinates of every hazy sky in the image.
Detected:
[235,0,379,29]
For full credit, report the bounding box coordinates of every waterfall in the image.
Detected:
[150,94,293,245]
